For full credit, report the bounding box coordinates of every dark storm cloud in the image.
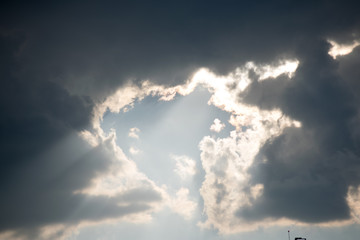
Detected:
[0,34,162,237]
[338,47,360,149]
[237,39,360,223]
[2,1,360,99]
[0,33,93,177]
[338,46,360,109]
[240,71,291,110]
[1,0,360,236]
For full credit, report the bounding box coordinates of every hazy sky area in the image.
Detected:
[2,1,360,239]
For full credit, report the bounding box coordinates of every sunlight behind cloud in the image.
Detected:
[78,58,302,234]
[256,60,299,80]
[328,40,360,59]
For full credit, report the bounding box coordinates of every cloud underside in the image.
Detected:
[1,0,360,238]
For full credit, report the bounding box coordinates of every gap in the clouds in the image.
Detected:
[100,86,233,195]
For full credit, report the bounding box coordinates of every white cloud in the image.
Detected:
[169,188,197,220]
[245,60,299,80]
[198,129,296,233]
[78,129,100,147]
[328,39,360,59]
[198,110,300,233]
[210,118,225,133]
[198,132,260,233]
[172,154,196,180]
[128,127,140,139]
[129,146,140,155]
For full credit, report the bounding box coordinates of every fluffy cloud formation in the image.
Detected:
[169,188,197,220]
[197,78,300,232]
[328,40,360,59]
[172,155,197,180]
[210,118,225,133]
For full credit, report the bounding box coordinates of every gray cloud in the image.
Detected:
[238,39,360,223]
[2,0,360,236]
[240,72,291,110]
[0,127,162,234]
[0,34,162,237]
[2,1,360,99]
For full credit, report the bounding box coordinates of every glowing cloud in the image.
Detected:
[328,39,360,59]
[210,118,225,133]
[79,58,301,234]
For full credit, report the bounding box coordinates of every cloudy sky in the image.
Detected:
[2,1,360,239]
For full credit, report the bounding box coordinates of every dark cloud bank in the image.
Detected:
[0,36,161,237]
[1,0,360,237]
[239,40,360,222]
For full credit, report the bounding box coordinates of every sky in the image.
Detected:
[1,1,360,239]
